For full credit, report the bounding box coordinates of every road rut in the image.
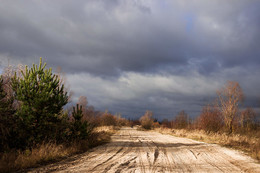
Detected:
[30,127,260,173]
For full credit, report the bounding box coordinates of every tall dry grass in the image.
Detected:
[0,126,115,173]
[154,127,260,160]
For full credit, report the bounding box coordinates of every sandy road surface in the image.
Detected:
[30,127,260,173]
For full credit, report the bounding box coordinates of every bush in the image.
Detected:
[239,107,258,132]
[161,119,171,128]
[76,96,98,127]
[0,76,16,151]
[140,110,154,130]
[100,112,118,126]
[172,110,190,129]
[196,105,223,132]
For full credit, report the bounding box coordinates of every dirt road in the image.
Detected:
[30,127,260,173]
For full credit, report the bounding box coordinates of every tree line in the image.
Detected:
[1,57,259,151]
[139,81,259,134]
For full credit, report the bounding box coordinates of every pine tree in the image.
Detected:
[12,58,68,145]
[71,104,90,140]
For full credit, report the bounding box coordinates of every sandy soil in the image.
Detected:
[29,127,260,173]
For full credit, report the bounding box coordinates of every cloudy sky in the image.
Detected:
[0,0,260,120]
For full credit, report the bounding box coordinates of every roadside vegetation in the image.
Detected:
[137,81,260,160]
[0,58,129,172]
[1,58,259,172]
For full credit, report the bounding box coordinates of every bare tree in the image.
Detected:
[77,96,88,113]
[77,96,97,124]
[56,66,73,102]
[217,81,244,133]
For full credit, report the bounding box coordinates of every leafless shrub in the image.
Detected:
[196,105,223,132]
[239,107,258,132]
[100,111,118,126]
[153,121,160,128]
[116,114,130,126]
[172,110,190,129]
[1,64,25,107]
[161,119,171,128]
[75,96,100,127]
[139,110,154,130]
[56,66,73,102]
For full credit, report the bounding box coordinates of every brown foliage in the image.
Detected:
[116,114,130,126]
[196,105,223,132]
[172,110,190,129]
[1,64,25,109]
[139,110,154,129]
[153,122,160,128]
[217,81,244,133]
[75,96,99,126]
[100,112,118,126]
[239,107,258,132]
[161,119,171,128]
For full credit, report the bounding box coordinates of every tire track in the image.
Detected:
[91,147,124,171]
[29,127,260,173]
[91,130,137,172]
[153,148,159,164]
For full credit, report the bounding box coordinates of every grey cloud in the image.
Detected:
[2,0,259,75]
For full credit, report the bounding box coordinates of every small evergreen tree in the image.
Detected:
[12,58,68,145]
[71,104,90,140]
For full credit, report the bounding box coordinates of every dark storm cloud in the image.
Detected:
[1,0,260,118]
[0,0,191,76]
[1,0,259,76]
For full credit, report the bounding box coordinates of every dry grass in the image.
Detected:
[93,125,119,133]
[0,126,116,173]
[0,143,73,172]
[154,127,260,161]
